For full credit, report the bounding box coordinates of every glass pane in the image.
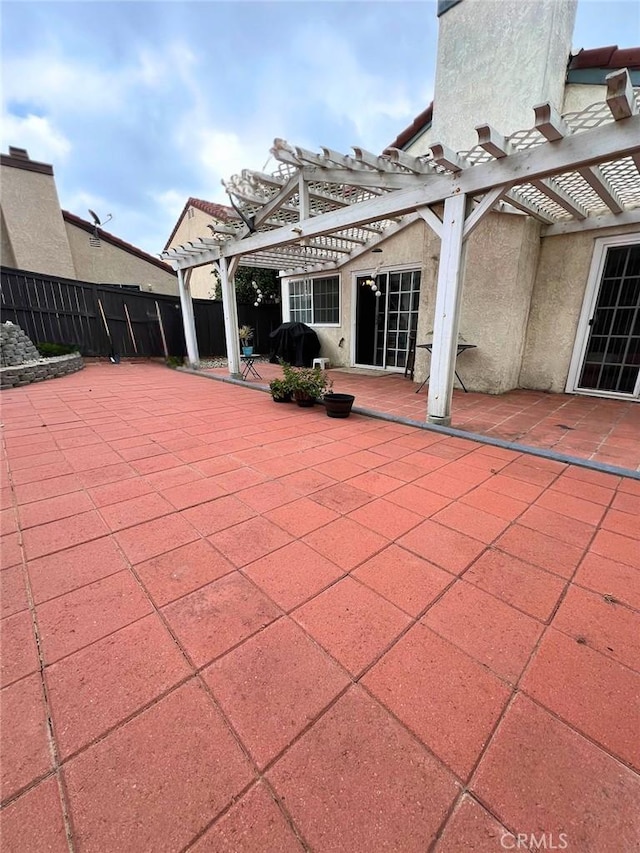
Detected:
[312,276,339,324]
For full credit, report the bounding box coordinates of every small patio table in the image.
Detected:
[415,343,476,393]
[240,354,262,380]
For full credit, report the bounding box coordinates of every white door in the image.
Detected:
[568,236,640,399]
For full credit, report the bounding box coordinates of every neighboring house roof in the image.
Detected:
[0,146,54,176]
[62,211,176,275]
[387,44,640,152]
[163,197,235,250]
[568,45,640,70]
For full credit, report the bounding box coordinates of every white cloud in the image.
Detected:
[0,112,71,162]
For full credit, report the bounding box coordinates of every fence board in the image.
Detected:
[1,267,282,360]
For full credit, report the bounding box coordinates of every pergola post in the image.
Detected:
[218,257,241,377]
[177,268,199,367]
[427,193,468,426]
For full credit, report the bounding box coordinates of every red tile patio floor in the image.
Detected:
[1,361,639,852]
[205,361,640,471]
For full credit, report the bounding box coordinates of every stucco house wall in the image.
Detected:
[1,152,77,279]
[65,220,177,295]
[520,223,640,392]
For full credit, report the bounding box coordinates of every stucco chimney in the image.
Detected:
[431,0,578,151]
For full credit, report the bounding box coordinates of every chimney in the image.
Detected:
[431,0,578,151]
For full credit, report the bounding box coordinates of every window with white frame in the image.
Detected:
[289,276,340,324]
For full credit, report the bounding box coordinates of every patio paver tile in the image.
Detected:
[162,477,228,510]
[551,585,640,672]
[363,623,511,779]
[135,538,235,607]
[590,528,640,568]
[21,509,109,560]
[464,548,566,621]
[352,544,453,616]
[1,610,39,688]
[98,491,175,532]
[384,482,452,517]
[204,617,349,768]
[516,504,597,549]
[46,613,191,758]
[459,485,529,521]
[494,524,584,578]
[0,777,68,853]
[471,694,640,852]
[236,480,301,513]
[27,536,128,605]
[431,501,511,544]
[535,488,608,526]
[0,673,52,803]
[10,461,73,486]
[181,495,256,537]
[423,582,544,683]
[77,462,137,488]
[211,516,292,567]
[162,572,282,667]
[311,481,374,514]
[574,551,640,611]
[87,476,155,507]
[264,496,339,537]
[292,576,410,676]
[521,628,640,770]
[303,517,389,571]
[190,782,304,853]
[36,570,153,664]
[243,540,344,611]
[267,686,459,853]
[433,794,510,853]
[601,507,640,540]
[398,518,487,575]
[0,565,28,619]
[114,513,199,564]
[63,680,255,853]
[347,496,423,540]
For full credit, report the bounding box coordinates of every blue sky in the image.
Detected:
[2,0,638,257]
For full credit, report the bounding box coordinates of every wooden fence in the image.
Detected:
[0,267,282,359]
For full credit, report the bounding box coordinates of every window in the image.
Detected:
[289,276,339,324]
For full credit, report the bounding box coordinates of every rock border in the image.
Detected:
[0,353,84,389]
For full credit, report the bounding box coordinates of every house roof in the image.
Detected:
[163,197,235,250]
[1,146,54,176]
[388,45,640,153]
[62,211,176,275]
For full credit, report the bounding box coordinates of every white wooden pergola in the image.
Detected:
[162,70,640,425]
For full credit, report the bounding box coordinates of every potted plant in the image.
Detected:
[285,364,330,407]
[238,325,254,355]
[323,390,355,418]
[269,377,292,403]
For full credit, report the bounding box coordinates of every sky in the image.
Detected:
[2,0,639,258]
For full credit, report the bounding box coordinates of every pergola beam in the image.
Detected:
[534,102,624,214]
[214,115,639,263]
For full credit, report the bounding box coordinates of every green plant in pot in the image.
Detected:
[284,364,330,407]
[238,325,254,355]
[269,377,292,403]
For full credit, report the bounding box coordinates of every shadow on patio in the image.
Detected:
[203,361,640,472]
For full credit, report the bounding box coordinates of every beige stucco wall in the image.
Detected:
[282,212,544,394]
[1,209,16,267]
[430,0,577,152]
[520,223,640,392]
[0,165,77,278]
[65,222,178,295]
[165,206,218,299]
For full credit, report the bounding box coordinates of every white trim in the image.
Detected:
[565,231,640,398]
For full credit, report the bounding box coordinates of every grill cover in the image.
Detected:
[269,322,321,367]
